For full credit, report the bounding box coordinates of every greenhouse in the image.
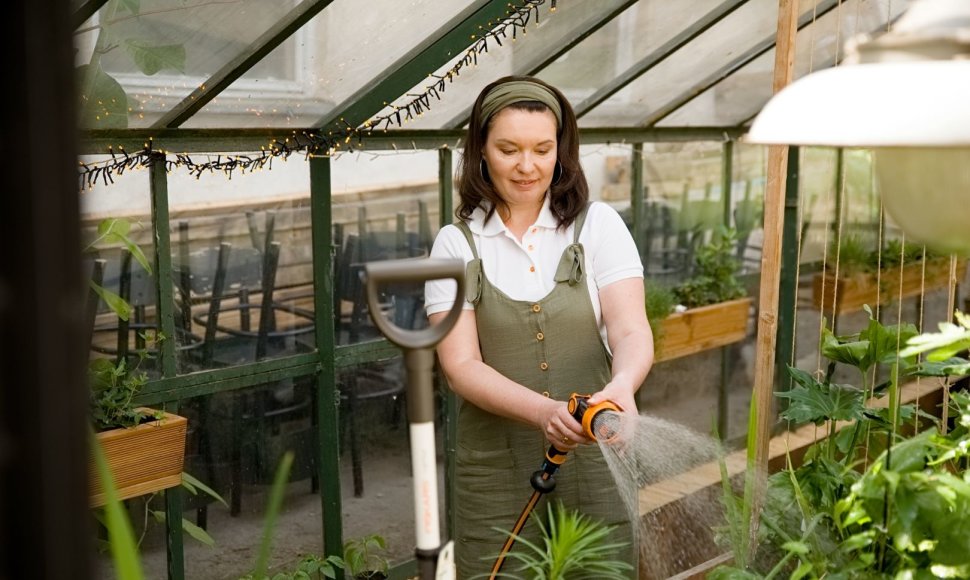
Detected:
[4,0,970,578]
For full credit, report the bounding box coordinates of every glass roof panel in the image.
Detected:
[576,0,824,128]
[183,0,480,129]
[537,0,730,106]
[657,0,911,127]
[75,0,301,129]
[381,0,630,130]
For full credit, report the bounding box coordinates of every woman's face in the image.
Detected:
[482,107,558,208]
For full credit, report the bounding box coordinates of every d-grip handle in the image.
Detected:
[363,258,465,351]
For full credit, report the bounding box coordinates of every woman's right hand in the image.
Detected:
[535,397,587,450]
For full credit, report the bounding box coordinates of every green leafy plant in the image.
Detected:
[713,308,970,578]
[826,232,876,277]
[86,217,159,432]
[490,500,633,580]
[240,534,389,580]
[674,226,747,309]
[645,280,676,353]
[827,234,939,277]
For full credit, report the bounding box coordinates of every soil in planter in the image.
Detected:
[597,413,723,579]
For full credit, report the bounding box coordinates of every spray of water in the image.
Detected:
[596,411,725,578]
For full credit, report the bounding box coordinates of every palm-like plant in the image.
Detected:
[494,501,633,580]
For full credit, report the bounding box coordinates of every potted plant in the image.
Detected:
[651,227,753,362]
[813,233,966,315]
[710,308,970,578]
[86,218,189,508]
[494,500,633,580]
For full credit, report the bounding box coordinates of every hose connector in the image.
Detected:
[567,393,623,443]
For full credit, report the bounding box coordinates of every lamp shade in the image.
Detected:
[746,61,970,147]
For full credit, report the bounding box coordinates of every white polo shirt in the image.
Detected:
[424,197,643,347]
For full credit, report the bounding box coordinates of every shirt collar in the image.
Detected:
[468,194,557,237]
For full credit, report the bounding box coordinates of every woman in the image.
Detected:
[425,76,654,578]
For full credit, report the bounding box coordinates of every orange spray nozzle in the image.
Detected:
[567,393,622,442]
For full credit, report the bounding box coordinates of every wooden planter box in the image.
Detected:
[89,410,188,507]
[813,258,966,315]
[656,297,753,363]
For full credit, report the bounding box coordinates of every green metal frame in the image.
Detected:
[574,0,750,118]
[309,154,345,569]
[154,0,336,129]
[775,147,800,399]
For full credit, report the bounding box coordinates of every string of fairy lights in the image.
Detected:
[78,0,556,190]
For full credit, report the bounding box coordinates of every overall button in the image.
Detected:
[536,332,544,341]
[539,362,549,371]
[529,266,535,273]
[531,304,541,313]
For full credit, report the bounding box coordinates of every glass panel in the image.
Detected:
[80,157,164,380]
[76,0,301,129]
[183,0,480,129]
[657,0,912,127]
[331,150,440,346]
[579,0,822,128]
[539,0,728,105]
[167,156,314,373]
[583,142,636,240]
[640,141,731,286]
[731,143,768,275]
[391,0,630,130]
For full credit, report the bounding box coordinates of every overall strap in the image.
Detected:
[572,201,593,244]
[454,220,479,259]
[454,220,483,304]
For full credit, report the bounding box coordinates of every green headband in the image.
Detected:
[479,80,563,130]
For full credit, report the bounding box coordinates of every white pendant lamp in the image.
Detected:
[747,0,970,255]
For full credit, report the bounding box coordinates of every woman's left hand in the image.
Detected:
[587,382,638,446]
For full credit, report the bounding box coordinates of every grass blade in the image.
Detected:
[252,450,295,578]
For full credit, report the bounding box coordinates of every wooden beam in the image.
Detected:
[751,0,800,518]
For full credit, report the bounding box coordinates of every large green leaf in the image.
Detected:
[90,280,131,321]
[182,471,228,508]
[821,327,871,373]
[779,365,866,425]
[77,64,129,129]
[97,218,153,274]
[124,40,185,76]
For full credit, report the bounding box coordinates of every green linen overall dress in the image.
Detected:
[453,206,637,578]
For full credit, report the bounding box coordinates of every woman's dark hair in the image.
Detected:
[456,75,588,230]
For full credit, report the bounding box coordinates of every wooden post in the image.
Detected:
[751,0,800,515]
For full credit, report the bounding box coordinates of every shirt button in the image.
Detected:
[531,304,541,313]
[536,332,544,341]
[531,228,537,234]
[529,265,535,273]
[539,362,549,371]
[528,244,534,251]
